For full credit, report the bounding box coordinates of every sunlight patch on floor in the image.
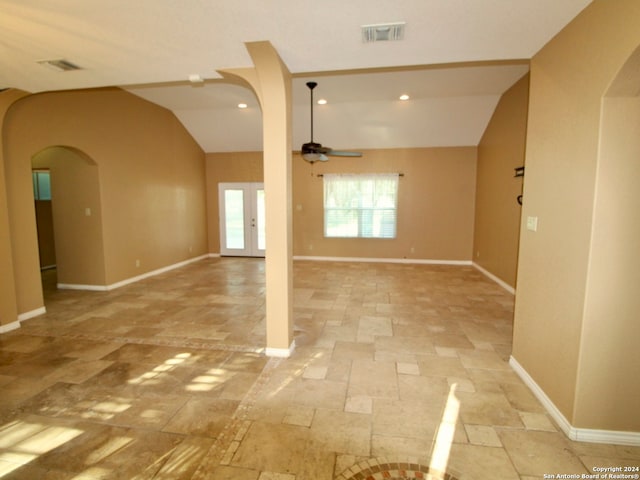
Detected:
[0,420,83,477]
[84,435,134,465]
[429,383,460,477]
[128,352,192,386]
[187,367,228,392]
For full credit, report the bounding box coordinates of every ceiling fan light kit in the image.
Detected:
[301,81,362,164]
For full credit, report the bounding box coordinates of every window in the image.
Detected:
[323,173,399,238]
[32,170,51,200]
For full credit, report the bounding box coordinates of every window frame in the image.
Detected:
[323,173,399,239]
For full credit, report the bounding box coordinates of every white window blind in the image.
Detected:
[323,173,399,238]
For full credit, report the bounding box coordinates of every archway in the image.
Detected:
[31,146,106,294]
[574,43,640,432]
[219,41,295,357]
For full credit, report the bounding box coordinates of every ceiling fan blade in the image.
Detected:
[327,150,363,157]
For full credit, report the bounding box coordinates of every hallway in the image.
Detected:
[0,258,637,479]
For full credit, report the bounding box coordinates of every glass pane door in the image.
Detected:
[224,189,245,249]
[256,188,265,252]
[219,183,265,257]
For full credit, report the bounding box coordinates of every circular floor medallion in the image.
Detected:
[336,459,460,480]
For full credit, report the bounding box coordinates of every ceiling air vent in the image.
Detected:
[362,22,406,43]
[37,59,82,72]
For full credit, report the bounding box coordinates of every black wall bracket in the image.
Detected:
[515,166,524,205]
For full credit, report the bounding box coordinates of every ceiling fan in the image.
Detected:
[301,81,362,163]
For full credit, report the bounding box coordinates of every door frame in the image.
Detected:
[218,182,265,257]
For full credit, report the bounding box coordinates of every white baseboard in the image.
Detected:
[509,356,640,446]
[572,427,640,445]
[265,340,296,358]
[57,254,210,292]
[4,306,48,333]
[472,262,516,294]
[509,356,574,435]
[17,306,46,322]
[57,283,108,291]
[213,254,472,267]
[293,255,472,266]
[0,320,21,333]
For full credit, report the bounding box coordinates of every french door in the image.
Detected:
[218,182,265,257]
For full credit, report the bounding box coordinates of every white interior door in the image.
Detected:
[219,182,265,257]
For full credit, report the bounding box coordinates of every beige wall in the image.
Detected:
[293,148,477,260]
[32,147,106,286]
[206,152,264,253]
[3,87,207,317]
[205,148,477,261]
[473,74,528,288]
[0,89,29,329]
[576,93,640,431]
[513,0,640,432]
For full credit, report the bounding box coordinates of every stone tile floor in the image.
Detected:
[0,258,638,479]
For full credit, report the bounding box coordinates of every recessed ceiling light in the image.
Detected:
[238,103,248,109]
[317,99,327,105]
[399,94,410,101]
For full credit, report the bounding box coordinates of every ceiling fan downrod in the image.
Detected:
[307,81,317,143]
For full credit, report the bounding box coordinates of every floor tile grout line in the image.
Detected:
[190,356,283,479]
[21,330,265,354]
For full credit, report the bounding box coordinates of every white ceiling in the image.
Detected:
[0,0,593,152]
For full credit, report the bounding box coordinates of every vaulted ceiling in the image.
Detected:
[0,1,592,152]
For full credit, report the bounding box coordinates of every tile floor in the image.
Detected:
[0,258,638,479]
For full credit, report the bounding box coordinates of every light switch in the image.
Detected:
[85,207,91,216]
[526,216,538,232]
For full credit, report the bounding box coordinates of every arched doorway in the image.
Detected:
[31,146,106,295]
[574,43,640,432]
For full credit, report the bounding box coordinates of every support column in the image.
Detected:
[220,41,294,357]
